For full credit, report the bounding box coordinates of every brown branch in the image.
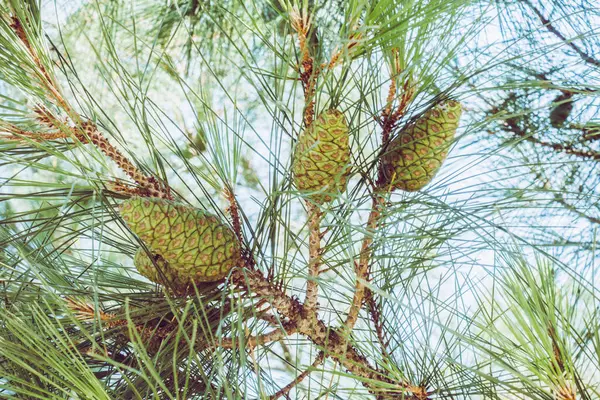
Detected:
[344,196,385,332]
[230,268,420,398]
[521,0,600,68]
[224,187,244,243]
[290,7,324,317]
[9,19,172,200]
[77,122,171,199]
[290,6,319,128]
[303,202,323,315]
[11,17,76,121]
[0,124,69,141]
[365,289,392,362]
[494,110,600,162]
[345,66,414,333]
[219,322,297,350]
[377,56,415,186]
[269,352,325,400]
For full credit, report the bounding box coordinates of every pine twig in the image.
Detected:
[290,6,323,316]
[224,187,244,244]
[345,69,413,332]
[290,5,318,127]
[78,121,171,199]
[344,195,385,332]
[8,16,172,200]
[493,109,600,162]
[219,321,296,350]
[269,351,325,400]
[304,202,323,315]
[520,0,600,68]
[365,289,392,362]
[10,16,76,121]
[230,268,417,397]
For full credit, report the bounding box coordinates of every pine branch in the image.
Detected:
[491,107,600,161]
[303,202,322,315]
[290,5,323,317]
[268,351,324,400]
[3,14,172,200]
[290,5,318,127]
[344,195,385,331]
[365,289,392,362]
[230,268,420,398]
[520,0,600,68]
[219,321,296,349]
[345,68,414,333]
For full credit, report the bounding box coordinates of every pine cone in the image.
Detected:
[381,100,462,192]
[293,109,351,202]
[134,249,191,290]
[120,197,241,283]
[549,92,574,128]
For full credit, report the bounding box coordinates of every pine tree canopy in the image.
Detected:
[0,0,599,399]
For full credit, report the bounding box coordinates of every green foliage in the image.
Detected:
[0,0,598,398]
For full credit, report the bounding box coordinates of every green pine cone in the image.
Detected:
[381,100,462,192]
[134,248,189,289]
[120,197,241,282]
[293,109,351,202]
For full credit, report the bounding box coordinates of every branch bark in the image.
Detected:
[344,196,385,332]
[521,0,600,69]
[230,268,421,398]
[303,202,323,315]
[268,351,324,400]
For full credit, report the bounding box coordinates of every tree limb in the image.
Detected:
[521,0,600,68]
[268,351,324,400]
[230,268,421,398]
[303,202,323,315]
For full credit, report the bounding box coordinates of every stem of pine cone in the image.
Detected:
[344,195,385,331]
[346,74,415,332]
[304,202,323,315]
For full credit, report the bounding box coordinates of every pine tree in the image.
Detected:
[0,0,599,399]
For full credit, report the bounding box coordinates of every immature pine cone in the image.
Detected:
[293,109,351,202]
[120,197,241,283]
[133,249,189,289]
[381,100,462,192]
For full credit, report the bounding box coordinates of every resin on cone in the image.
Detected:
[293,109,350,202]
[120,197,241,283]
[381,100,462,192]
